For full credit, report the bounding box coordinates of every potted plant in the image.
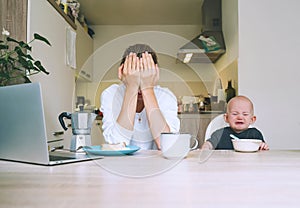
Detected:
[0,28,51,87]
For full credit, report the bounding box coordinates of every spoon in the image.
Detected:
[230,134,240,140]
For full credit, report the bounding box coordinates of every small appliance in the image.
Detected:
[59,105,97,152]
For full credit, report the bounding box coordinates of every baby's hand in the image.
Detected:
[259,142,269,150]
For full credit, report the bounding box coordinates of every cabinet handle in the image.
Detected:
[52,131,64,136]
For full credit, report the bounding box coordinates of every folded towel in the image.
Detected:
[66,27,76,69]
[199,35,221,52]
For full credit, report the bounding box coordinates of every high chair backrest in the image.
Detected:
[205,114,227,141]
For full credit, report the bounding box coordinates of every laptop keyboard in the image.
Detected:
[49,155,76,161]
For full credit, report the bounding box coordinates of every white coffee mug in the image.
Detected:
[160,133,198,159]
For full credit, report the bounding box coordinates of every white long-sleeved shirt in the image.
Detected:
[100,84,180,150]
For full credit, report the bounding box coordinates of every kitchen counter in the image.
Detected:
[179,110,224,115]
[178,113,222,147]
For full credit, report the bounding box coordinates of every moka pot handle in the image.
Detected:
[58,112,71,131]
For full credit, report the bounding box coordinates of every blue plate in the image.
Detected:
[82,145,140,156]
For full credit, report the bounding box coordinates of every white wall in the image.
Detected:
[238,0,300,149]
[216,0,239,69]
[27,0,75,146]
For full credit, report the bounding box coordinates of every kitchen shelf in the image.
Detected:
[47,0,77,30]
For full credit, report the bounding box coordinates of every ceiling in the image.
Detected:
[77,0,204,25]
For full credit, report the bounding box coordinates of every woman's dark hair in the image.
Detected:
[120,44,158,65]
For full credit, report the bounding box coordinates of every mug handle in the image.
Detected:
[190,136,199,150]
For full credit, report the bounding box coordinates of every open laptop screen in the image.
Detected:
[0,83,50,164]
[0,83,103,165]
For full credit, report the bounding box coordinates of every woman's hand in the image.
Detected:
[118,52,140,92]
[116,53,141,130]
[140,52,159,91]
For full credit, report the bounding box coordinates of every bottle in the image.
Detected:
[177,97,183,113]
[225,80,236,103]
[199,101,205,111]
[189,101,194,113]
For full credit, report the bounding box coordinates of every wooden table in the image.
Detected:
[1,150,300,208]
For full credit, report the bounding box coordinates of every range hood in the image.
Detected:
[177,0,225,63]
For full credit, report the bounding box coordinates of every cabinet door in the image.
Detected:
[178,114,220,148]
[91,119,105,145]
[179,114,201,148]
[76,20,93,82]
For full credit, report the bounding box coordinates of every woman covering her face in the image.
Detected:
[100,44,180,150]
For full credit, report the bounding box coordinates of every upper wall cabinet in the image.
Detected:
[46,0,93,82]
[75,20,93,82]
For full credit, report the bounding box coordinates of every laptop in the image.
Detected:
[0,83,103,165]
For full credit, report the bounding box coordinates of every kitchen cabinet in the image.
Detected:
[75,20,94,82]
[91,119,105,145]
[45,1,93,82]
[178,113,220,148]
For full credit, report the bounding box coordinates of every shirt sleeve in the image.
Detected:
[155,87,180,133]
[206,128,223,149]
[100,84,133,145]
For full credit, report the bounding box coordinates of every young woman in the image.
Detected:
[100,44,180,150]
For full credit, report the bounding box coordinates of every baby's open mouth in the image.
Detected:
[235,121,244,125]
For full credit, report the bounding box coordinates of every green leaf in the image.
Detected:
[7,37,20,44]
[1,33,51,85]
[27,60,34,69]
[26,54,34,61]
[34,60,50,74]
[23,76,31,83]
[0,44,9,50]
[15,46,27,57]
[7,56,16,62]
[0,59,6,64]
[34,33,51,46]
[18,56,30,68]
[19,41,31,51]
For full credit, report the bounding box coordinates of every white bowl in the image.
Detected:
[231,139,262,152]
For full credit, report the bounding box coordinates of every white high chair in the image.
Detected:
[204,114,228,141]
